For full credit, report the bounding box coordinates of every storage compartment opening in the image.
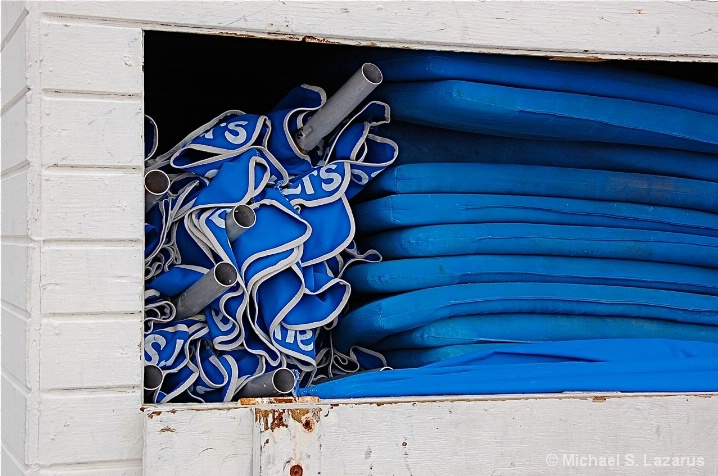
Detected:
[143,30,718,403]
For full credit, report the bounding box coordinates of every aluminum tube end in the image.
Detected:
[144,364,163,403]
[226,205,257,242]
[214,261,239,287]
[272,368,296,395]
[144,170,170,212]
[173,262,238,318]
[295,63,383,152]
[144,364,163,391]
[361,63,383,85]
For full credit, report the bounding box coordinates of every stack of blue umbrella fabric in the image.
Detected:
[143,85,397,403]
[298,51,718,399]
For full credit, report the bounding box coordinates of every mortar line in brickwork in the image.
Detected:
[2,368,31,395]
[41,89,141,100]
[40,386,141,397]
[1,87,29,114]
[0,7,28,50]
[1,300,32,320]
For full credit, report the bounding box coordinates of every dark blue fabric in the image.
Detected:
[375,314,718,351]
[382,121,718,182]
[298,339,718,398]
[354,193,718,236]
[331,283,718,351]
[366,51,718,115]
[374,80,718,154]
[362,223,718,269]
[361,163,718,214]
[383,344,513,368]
[343,255,718,296]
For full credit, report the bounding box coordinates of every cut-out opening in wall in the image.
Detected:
[144,30,718,155]
[143,29,718,403]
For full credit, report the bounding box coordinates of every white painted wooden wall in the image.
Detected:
[1,1,717,475]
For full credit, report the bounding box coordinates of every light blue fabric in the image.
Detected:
[343,255,718,296]
[382,121,718,182]
[299,339,718,398]
[375,314,718,351]
[362,223,718,268]
[362,163,718,214]
[375,80,718,154]
[354,193,718,236]
[332,283,718,351]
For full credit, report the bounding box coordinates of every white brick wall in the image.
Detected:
[2,5,145,474]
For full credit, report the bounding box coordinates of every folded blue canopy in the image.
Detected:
[367,51,718,115]
[332,283,718,351]
[375,80,718,154]
[374,314,718,351]
[361,163,718,214]
[381,122,718,182]
[343,255,718,296]
[362,223,718,269]
[298,339,718,398]
[354,193,718,236]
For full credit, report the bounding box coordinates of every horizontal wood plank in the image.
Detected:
[40,245,142,314]
[38,392,143,465]
[40,21,141,94]
[37,1,718,61]
[144,406,254,475]
[1,306,29,386]
[40,317,141,390]
[2,170,28,237]
[146,393,718,474]
[1,21,27,108]
[1,243,30,311]
[41,97,143,168]
[1,375,28,464]
[1,93,28,173]
[41,169,143,240]
[1,1,26,46]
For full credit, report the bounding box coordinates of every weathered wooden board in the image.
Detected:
[145,393,718,475]
[39,1,718,61]
[41,169,143,240]
[41,96,143,168]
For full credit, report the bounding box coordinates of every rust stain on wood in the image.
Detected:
[255,409,289,432]
[159,426,176,433]
[592,396,608,403]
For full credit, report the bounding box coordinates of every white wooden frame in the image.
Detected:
[2,1,717,475]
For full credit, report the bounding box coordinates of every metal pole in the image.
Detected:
[144,364,163,403]
[226,204,256,242]
[144,170,170,212]
[172,262,238,318]
[236,368,296,398]
[294,63,383,152]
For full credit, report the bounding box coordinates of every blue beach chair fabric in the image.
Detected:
[298,339,718,398]
[343,256,718,296]
[361,224,718,268]
[362,163,718,213]
[354,193,718,236]
[381,122,718,183]
[331,283,718,351]
[367,50,718,115]
[374,80,718,154]
[142,85,397,403]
